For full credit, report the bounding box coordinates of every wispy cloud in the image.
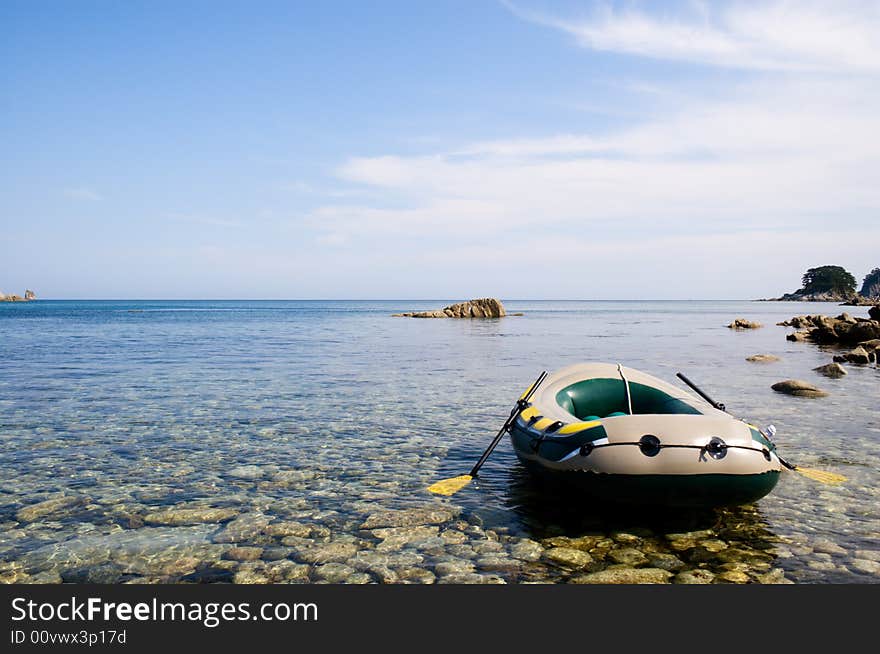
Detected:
[165,212,244,228]
[297,1,880,297]
[63,187,104,201]
[504,1,880,73]
[320,77,879,240]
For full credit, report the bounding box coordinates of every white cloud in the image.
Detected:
[296,1,880,298]
[504,1,880,73]
[63,187,103,201]
[314,77,879,245]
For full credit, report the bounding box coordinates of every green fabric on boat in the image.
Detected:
[556,378,702,420]
[517,459,780,508]
[558,394,575,415]
[584,415,601,421]
[606,411,627,417]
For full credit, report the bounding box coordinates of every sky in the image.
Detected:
[1,0,878,299]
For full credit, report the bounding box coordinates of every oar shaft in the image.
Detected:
[468,370,547,478]
[676,372,726,412]
[468,416,515,477]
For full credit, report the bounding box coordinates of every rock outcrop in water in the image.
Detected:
[813,363,847,378]
[746,354,780,363]
[779,310,880,373]
[771,380,828,398]
[727,318,762,329]
[393,298,507,318]
[779,312,880,346]
[0,289,36,302]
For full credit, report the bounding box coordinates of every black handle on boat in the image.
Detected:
[676,372,726,412]
[468,370,547,478]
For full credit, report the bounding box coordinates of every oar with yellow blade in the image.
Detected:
[676,372,846,485]
[427,370,547,496]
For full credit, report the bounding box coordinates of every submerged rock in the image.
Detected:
[608,548,648,566]
[715,570,751,583]
[673,569,716,584]
[224,547,264,562]
[289,541,359,564]
[361,507,457,529]
[213,513,272,543]
[509,539,544,562]
[771,380,828,398]
[543,547,593,568]
[16,496,85,523]
[648,554,686,572]
[570,568,672,584]
[370,525,439,550]
[227,465,265,480]
[746,354,780,363]
[143,507,237,526]
[20,525,225,577]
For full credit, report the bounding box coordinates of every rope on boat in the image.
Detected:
[617,363,633,415]
[578,440,772,461]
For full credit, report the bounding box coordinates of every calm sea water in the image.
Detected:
[0,300,877,583]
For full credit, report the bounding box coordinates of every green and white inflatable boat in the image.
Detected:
[509,363,782,508]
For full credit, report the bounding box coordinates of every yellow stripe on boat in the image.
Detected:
[519,406,539,421]
[532,418,555,431]
[519,382,539,400]
[556,420,603,435]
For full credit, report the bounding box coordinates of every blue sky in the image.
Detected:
[2,1,878,299]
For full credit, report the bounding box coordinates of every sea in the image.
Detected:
[0,300,877,584]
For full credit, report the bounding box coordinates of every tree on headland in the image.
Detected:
[861,268,880,299]
[800,265,857,297]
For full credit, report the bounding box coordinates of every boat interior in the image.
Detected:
[555,378,703,421]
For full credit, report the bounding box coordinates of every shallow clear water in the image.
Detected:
[0,300,877,584]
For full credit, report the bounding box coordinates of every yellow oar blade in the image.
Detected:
[793,467,847,485]
[427,475,473,496]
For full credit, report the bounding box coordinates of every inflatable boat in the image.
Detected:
[508,363,782,508]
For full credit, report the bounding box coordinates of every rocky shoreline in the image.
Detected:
[764,308,880,397]
[757,292,879,305]
[738,304,879,397]
[0,289,36,302]
[779,309,880,353]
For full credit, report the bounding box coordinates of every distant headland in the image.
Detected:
[759,265,879,305]
[0,289,36,302]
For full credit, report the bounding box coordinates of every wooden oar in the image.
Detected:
[676,372,846,485]
[427,370,547,496]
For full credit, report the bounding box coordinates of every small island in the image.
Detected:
[0,289,36,302]
[762,265,880,305]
